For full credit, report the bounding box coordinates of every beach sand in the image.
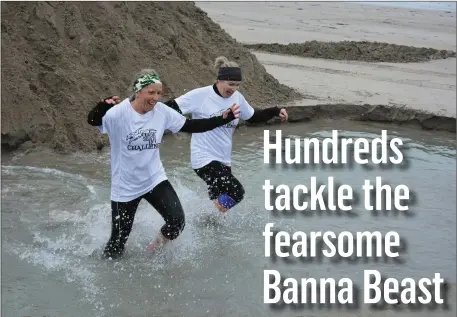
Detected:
[197,1,456,118]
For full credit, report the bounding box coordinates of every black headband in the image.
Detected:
[217,67,242,81]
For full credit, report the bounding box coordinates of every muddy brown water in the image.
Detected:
[2,120,456,317]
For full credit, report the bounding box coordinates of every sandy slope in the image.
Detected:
[197,2,456,118]
[0,1,299,151]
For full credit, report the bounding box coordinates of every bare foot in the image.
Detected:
[147,231,169,253]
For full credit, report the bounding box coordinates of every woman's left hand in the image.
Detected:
[223,103,241,120]
[279,108,288,121]
[104,96,121,105]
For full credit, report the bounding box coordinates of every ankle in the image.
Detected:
[147,232,170,253]
[156,231,170,246]
[213,199,228,213]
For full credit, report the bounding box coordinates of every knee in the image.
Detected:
[231,181,245,204]
[161,211,185,240]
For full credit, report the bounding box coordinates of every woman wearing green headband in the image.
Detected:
[102,56,288,217]
[87,68,240,259]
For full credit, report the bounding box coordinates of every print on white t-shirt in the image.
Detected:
[175,85,255,169]
[126,127,159,151]
[98,98,186,202]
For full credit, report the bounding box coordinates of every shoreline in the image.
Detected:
[4,103,455,156]
[243,103,456,133]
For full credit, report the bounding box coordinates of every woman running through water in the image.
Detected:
[165,56,288,213]
[104,56,288,214]
[87,68,240,259]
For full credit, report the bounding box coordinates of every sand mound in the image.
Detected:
[244,41,456,63]
[1,1,300,152]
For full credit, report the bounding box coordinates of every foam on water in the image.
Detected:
[2,164,98,199]
[3,164,89,180]
[7,242,101,297]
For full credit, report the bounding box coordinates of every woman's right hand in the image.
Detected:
[103,95,121,105]
[223,103,241,120]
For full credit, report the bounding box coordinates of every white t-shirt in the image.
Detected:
[98,98,186,202]
[175,85,255,169]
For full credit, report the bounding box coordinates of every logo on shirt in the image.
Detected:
[210,109,237,128]
[126,128,159,151]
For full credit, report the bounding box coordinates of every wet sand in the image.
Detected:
[197,2,456,50]
[252,52,456,117]
[197,2,456,118]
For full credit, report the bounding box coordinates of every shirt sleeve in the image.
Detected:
[97,109,114,134]
[238,93,255,120]
[97,106,122,141]
[174,89,201,115]
[164,104,187,133]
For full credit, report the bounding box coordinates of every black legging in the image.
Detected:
[194,160,245,206]
[103,180,185,258]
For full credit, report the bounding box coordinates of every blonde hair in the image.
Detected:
[214,56,239,70]
[129,68,160,101]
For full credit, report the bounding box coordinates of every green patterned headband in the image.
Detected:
[133,73,162,93]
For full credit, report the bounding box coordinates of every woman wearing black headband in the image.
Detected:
[165,56,288,213]
[87,68,240,259]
